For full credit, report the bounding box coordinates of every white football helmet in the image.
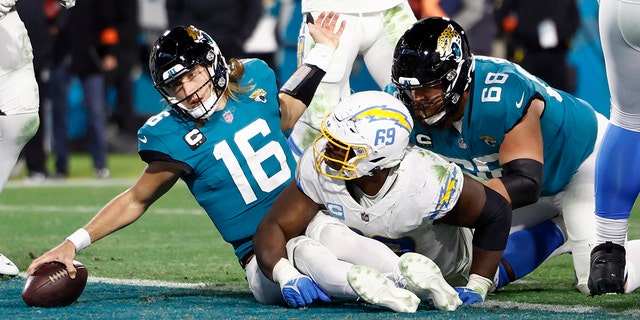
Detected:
[313,91,414,180]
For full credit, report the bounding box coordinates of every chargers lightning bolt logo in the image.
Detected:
[351,105,412,134]
[432,166,460,219]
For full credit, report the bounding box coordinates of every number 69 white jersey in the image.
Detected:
[296,145,473,284]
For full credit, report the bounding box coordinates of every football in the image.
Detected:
[22,260,88,307]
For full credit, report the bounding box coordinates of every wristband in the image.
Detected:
[279,64,326,106]
[303,43,335,72]
[272,258,301,287]
[466,273,493,300]
[66,228,91,252]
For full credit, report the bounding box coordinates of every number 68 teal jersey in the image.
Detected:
[137,59,296,261]
[410,56,598,196]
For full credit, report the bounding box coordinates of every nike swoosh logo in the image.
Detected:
[138,135,148,143]
[515,93,525,108]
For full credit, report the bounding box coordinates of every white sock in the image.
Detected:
[595,216,628,246]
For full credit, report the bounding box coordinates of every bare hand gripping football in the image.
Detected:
[22,260,88,307]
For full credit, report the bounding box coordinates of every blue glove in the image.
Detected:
[454,287,484,305]
[281,275,331,307]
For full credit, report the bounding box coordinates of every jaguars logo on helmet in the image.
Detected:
[392,17,474,128]
[436,25,464,63]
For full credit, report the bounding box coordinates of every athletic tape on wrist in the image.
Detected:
[66,228,91,252]
[467,273,493,299]
[272,258,301,287]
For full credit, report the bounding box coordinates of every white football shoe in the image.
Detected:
[0,253,19,277]
[397,252,462,311]
[347,265,420,313]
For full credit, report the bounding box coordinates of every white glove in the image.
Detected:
[0,0,17,20]
[58,0,75,9]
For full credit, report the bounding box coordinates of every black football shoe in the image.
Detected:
[588,241,626,295]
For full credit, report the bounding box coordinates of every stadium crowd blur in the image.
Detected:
[13,0,603,182]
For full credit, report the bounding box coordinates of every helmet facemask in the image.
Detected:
[150,25,230,122]
[313,120,371,180]
[392,18,474,129]
[159,62,228,121]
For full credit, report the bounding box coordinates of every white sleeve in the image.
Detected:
[405,148,465,221]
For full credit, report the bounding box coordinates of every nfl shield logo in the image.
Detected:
[458,138,467,149]
[222,110,234,123]
[361,212,369,222]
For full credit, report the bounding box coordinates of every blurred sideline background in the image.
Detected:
[11,0,609,179]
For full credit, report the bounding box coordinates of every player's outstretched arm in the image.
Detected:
[278,11,346,131]
[26,162,183,279]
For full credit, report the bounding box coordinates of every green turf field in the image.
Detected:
[1,153,639,318]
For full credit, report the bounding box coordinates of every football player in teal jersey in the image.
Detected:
[390,17,607,294]
[27,12,345,307]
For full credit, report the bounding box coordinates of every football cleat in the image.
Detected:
[347,265,420,313]
[0,253,19,277]
[398,252,462,311]
[588,241,626,295]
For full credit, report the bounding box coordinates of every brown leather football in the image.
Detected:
[22,260,88,307]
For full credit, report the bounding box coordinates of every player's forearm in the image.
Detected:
[278,94,308,132]
[83,191,148,244]
[469,247,503,280]
[253,222,290,281]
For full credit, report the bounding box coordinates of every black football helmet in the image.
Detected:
[149,25,229,121]
[392,17,474,128]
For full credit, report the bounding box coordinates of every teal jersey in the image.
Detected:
[409,56,598,196]
[137,59,295,260]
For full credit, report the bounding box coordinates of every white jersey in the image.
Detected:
[302,0,404,14]
[297,145,473,284]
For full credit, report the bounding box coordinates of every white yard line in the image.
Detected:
[88,276,210,289]
[0,204,203,215]
[5,178,139,188]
